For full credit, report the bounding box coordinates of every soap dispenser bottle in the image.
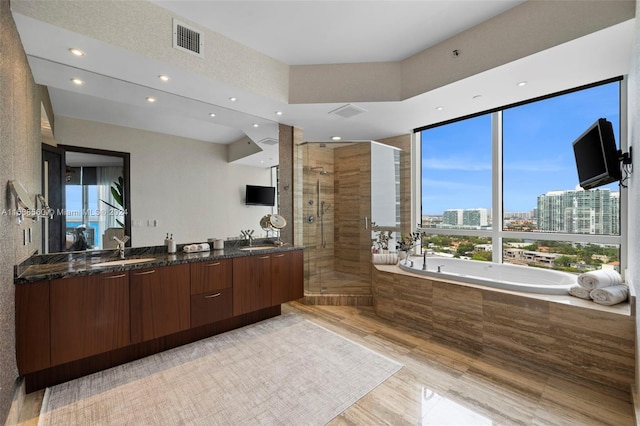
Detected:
[167,234,176,254]
[164,233,170,246]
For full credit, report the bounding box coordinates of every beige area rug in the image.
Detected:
[38,313,402,425]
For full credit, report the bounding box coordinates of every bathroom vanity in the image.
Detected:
[14,244,303,391]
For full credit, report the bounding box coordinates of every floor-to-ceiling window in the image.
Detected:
[419,77,626,274]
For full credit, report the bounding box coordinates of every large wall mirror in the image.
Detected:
[42,144,131,253]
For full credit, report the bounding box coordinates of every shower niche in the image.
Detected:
[300,141,402,300]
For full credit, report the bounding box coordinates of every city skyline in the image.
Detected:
[421,81,621,216]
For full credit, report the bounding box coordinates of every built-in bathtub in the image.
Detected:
[398,256,576,295]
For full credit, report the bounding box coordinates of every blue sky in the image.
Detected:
[421,81,620,216]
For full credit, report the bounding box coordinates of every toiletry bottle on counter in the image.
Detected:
[167,234,176,254]
[164,233,170,246]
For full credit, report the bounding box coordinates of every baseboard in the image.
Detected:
[3,377,25,426]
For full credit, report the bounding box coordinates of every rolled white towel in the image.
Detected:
[183,244,197,253]
[590,285,629,306]
[568,285,592,300]
[372,253,398,265]
[577,269,622,290]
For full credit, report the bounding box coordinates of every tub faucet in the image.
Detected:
[437,265,444,273]
[422,251,428,270]
[113,235,130,259]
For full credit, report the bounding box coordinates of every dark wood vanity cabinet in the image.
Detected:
[16,248,303,388]
[50,272,130,366]
[271,250,304,306]
[15,280,50,374]
[233,254,272,316]
[190,259,233,327]
[130,263,190,343]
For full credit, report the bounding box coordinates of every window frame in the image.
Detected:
[413,77,628,274]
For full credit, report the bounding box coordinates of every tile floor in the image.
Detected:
[16,302,635,425]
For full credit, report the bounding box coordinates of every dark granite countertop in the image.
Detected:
[14,239,303,284]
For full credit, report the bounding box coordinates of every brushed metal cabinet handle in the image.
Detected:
[205,262,221,267]
[133,270,156,276]
[273,254,285,258]
[258,256,270,259]
[204,292,222,299]
[103,274,127,280]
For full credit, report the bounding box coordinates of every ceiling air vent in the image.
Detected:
[259,137,279,146]
[173,19,203,58]
[329,104,367,119]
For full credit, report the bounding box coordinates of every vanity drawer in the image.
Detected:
[190,287,233,327]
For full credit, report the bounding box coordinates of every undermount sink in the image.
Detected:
[92,257,157,267]
[238,246,274,251]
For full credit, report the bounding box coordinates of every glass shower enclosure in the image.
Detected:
[300,141,401,297]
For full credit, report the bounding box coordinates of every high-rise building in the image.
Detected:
[537,189,619,234]
[462,209,488,227]
[442,209,463,226]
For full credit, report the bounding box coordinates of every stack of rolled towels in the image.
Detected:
[569,269,628,306]
[372,253,398,265]
[183,243,211,253]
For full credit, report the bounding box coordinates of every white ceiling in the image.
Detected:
[12,1,635,168]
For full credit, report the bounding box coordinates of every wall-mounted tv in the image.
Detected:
[573,118,621,190]
[245,185,275,206]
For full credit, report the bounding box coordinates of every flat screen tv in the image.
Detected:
[572,118,621,190]
[245,185,275,206]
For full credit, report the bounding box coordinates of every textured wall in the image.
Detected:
[0,0,43,422]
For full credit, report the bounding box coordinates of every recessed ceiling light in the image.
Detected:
[252,123,259,128]
[275,111,283,116]
[70,78,84,85]
[436,106,444,111]
[69,48,85,57]
[229,97,237,102]
[517,81,528,87]
[209,113,216,117]
[331,136,341,141]
[158,75,170,82]
[146,97,156,103]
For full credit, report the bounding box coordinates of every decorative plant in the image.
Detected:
[100,176,125,227]
[396,231,423,252]
[371,222,392,251]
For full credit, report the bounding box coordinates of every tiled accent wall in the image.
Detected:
[334,143,372,282]
[301,143,335,293]
[277,124,294,245]
[0,2,43,421]
[372,266,635,393]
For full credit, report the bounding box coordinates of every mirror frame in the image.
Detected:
[58,144,132,247]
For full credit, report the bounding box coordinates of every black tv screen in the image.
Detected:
[573,118,621,190]
[245,185,275,206]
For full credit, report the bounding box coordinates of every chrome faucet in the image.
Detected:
[437,265,444,273]
[113,235,130,259]
[240,229,254,247]
[422,251,428,270]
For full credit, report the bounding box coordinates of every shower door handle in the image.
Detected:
[364,216,368,229]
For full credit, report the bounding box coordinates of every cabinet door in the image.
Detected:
[130,263,190,343]
[15,280,50,374]
[271,250,304,305]
[190,259,232,294]
[233,255,271,316]
[50,272,130,366]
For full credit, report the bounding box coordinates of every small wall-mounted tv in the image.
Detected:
[573,118,621,190]
[245,185,275,206]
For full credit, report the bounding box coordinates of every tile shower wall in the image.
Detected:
[0,1,44,421]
